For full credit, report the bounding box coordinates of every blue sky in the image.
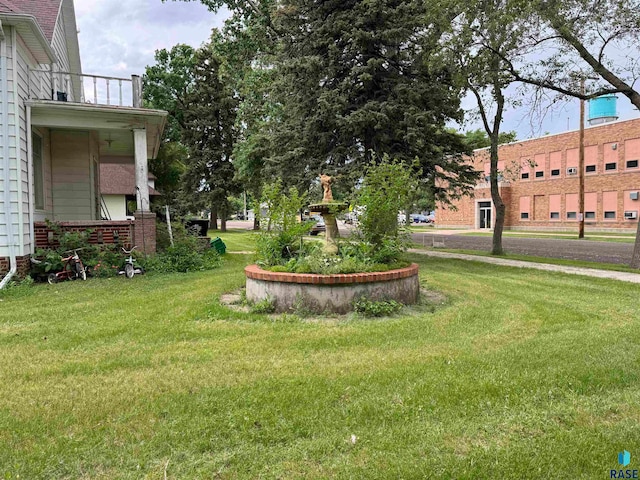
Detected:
[75,0,638,142]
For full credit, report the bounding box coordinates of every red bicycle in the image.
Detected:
[47,249,87,284]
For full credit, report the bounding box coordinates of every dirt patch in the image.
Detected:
[219,291,250,313]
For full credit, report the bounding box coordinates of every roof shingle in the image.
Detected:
[1,0,62,41]
[100,163,159,196]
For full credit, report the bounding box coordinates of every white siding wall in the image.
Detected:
[102,195,127,221]
[33,127,53,222]
[15,36,32,255]
[0,28,21,258]
[51,9,75,102]
[51,130,93,220]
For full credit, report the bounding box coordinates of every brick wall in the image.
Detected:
[133,211,157,254]
[0,255,32,278]
[34,221,134,249]
[438,118,640,230]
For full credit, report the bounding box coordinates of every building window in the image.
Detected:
[585,211,596,219]
[551,169,560,177]
[125,194,137,216]
[604,211,616,219]
[520,212,529,219]
[605,162,617,171]
[521,172,529,179]
[567,212,577,219]
[627,160,639,169]
[585,165,596,173]
[550,212,560,219]
[33,133,44,210]
[535,171,544,178]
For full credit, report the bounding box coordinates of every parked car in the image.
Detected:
[309,215,326,235]
[411,214,429,223]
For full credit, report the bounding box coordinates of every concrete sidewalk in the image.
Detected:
[409,249,640,284]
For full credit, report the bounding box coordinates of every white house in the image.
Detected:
[0,0,167,286]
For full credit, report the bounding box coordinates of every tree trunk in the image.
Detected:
[631,220,640,268]
[220,204,227,232]
[253,217,260,230]
[489,137,505,255]
[210,206,218,230]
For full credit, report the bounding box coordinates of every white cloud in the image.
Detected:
[75,0,229,77]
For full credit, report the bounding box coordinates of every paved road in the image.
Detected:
[223,220,635,265]
[411,233,635,265]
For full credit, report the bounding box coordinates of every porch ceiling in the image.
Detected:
[28,100,167,159]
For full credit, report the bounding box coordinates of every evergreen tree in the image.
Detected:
[143,45,197,210]
[181,46,240,231]
[264,0,478,200]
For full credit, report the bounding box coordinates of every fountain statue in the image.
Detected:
[308,174,347,255]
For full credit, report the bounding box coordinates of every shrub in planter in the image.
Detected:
[351,157,416,263]
[256,180,313,268]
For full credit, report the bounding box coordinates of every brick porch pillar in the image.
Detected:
[133,211,156,254]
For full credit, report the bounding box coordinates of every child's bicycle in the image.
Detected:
[119,246,145,279]
[47,249,87,284]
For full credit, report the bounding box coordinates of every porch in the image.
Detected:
[27,87,166,253]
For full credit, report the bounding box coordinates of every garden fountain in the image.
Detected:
[307,174,348,254]
[244,175,420,313]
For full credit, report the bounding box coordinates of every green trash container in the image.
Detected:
[210,237,226,254]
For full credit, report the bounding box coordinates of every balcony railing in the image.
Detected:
[29,68,142,108]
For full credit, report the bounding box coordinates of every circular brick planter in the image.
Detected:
[245,263,420,314]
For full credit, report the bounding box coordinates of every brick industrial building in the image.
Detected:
[437,112,640,232]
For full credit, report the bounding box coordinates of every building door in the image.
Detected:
[479,201,492,229]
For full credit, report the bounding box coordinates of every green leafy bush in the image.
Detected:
[353,297,403,317]
[31,220,222,279]
[264,239,409,275]
[353,157,416,263]
[140,234,221,274]
[253,160,414,275]
[250,297,276,314]
[256,181,312,267]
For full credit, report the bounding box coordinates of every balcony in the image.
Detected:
[28,68,143,108]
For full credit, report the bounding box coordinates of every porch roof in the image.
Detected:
[28,100,168,159]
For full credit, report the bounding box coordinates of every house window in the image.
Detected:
[550,212,560,219]
[585,165,596,173]
[125,194,137,216]
[32,133,44,210]
[604,211,616,219]
[567,212,577,219]
[605,162,617,171]
[520,212,529,219]
[535,171,544,178]
[521,172,529,180]
[627,160,639,169]
[585,211,596,219]
[551,169,560,177]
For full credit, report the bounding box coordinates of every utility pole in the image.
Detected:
[578,77,585,239]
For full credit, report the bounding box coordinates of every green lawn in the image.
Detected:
[1,246,639,478]
[415,245,640,274]
[209,228,258,253]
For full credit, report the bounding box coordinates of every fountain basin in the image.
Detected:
[245,263,420,314]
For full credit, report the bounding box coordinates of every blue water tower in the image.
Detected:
[588,94,618,126]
